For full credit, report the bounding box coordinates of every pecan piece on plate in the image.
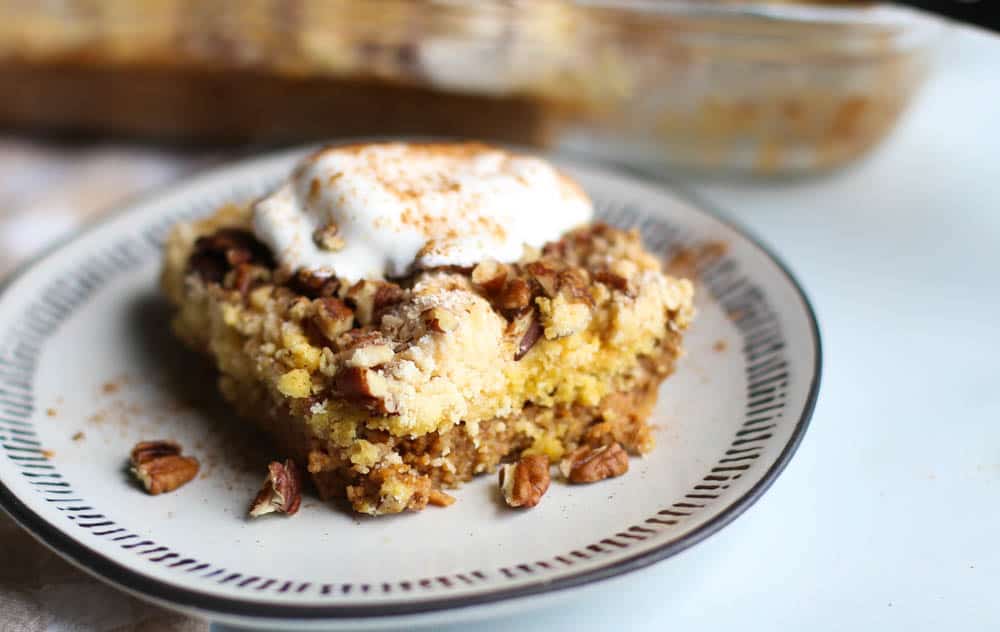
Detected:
[129,440,199,495]
[560,442,629,484]
[498,454,551,508]
[248,459,303,518]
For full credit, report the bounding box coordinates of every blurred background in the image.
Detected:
[0,1,953,172]
[0,1,989,630]
[0,0,967,277]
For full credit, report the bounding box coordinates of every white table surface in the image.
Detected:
[423,23,1000,632]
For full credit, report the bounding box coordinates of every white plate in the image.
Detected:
[0,147,820,629]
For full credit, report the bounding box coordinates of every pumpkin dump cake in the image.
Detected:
[161,142,694,515]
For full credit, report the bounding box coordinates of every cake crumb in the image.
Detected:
[46,408,57,417]
[101,381,120,395]
[713,340,728,353]
[41,449,55,459]
[72,431,85,442]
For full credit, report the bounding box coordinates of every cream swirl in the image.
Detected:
[252,142,593,282]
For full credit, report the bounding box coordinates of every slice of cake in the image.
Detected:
[161,142,693,515]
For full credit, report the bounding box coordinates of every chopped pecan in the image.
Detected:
[312,223,346,251]
[129,440,199,495]
[556,268,594,306]
[498,278,532,312]
[188,228,273,284]
[345,342,395,368]
[541,239,569,259]
[288,269,340,299]
[201,228,272,261]
[345,280,405,325]
[334,366,392,414]
[471,260,509,294]
[227,263,270,295]
[248,459,303,517]
[423,307,458,333]
[512,309,543,361]
[594,270,631,295]
[525,260,561,297]
[525,260,593,308]
[560,442,629,484]
[373,283,405,314]
[499,454,550,508]
[334,329,383,352]
[311,297,354,341]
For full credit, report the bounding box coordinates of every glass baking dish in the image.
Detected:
[0,1,945,175]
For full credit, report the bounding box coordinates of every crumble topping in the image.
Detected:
[165,205,694,448]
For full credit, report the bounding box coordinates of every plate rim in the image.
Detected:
[0,146,822,622]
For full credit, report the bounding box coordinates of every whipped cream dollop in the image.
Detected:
[252,143,593,282]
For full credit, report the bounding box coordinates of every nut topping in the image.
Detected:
[227,263,270,296]
[513,310,543,361]
[556,268,594,306]
[498,454,551,508]
[560,442,629,484]
[345,342,395,368]
[129,440,199,495]
[594,270,631,295]
[525,260,560,297]
[249,459,303,517]
[334,366,392,414]
[471,260,509,294]
[311,297,354,341]
[188,228,273,284]
[498,278,532,312]
[525,260,593,307]
[423,307,459,333]
[288,269,341,299]
[346,280,405,326]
